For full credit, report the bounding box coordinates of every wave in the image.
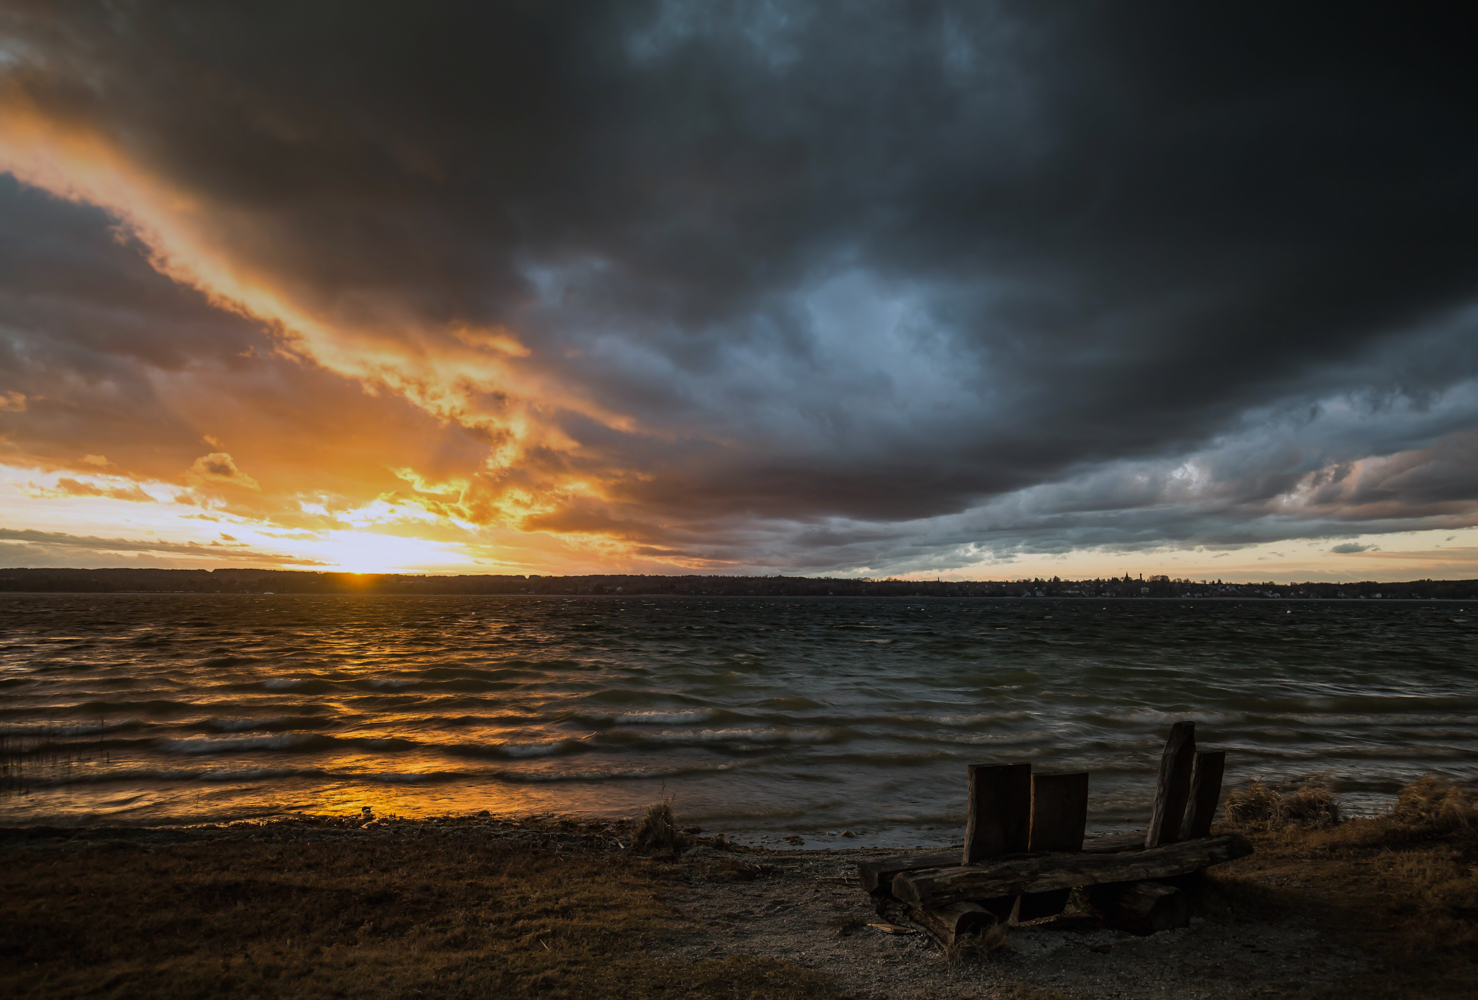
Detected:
[200,655,262,668]
[0,717,152,739]
[574,708,725,725]
[260,678,324,691]
[73,699,198,715]
[414,665,546,682]
[887,711,1037,728]
[476,761,749,784]
[420,712,547,728]
[16,765,332,787]
[444,737,592,759]
[203,715,336,733]
[12,764,486,788]
[752,697,825,710]
[159,733,342,754]
[601,726,856,748]
[360,770,469,784]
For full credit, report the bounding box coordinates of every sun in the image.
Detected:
[296,530,479,574]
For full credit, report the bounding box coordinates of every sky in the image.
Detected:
[1,2,1477,582]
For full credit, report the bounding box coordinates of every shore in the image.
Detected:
[2,806,1473,1000]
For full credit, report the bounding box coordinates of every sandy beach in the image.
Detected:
[4,792,1474,1000]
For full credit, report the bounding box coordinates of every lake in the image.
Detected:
[1,594,1474,847]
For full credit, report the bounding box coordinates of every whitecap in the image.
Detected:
[641,726,845,745]
[577,708,721,725]
[159,734,321,754]
[206,716,290,732]
[498,738,586,757]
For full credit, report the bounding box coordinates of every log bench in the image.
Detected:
[857,722,1249,947]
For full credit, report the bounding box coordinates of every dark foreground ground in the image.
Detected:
[1,803,1475,1000]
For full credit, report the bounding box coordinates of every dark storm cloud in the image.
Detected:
[0,175,263,464]
[0,527,321,566]
[0,177,504,506]
[2,0,1478,567]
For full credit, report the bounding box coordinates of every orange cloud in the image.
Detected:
[45,478,155,502]
[0,100,623,464]
[187,452,260,490]
[0,97,651,567]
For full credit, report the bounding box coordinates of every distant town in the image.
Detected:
[0,568,1475,599]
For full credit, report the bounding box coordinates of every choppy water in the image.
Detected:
[1,594,1474,846]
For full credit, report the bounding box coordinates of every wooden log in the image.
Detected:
[1082,831,1148,853]
[1179,750,1226,840]
[1018,771,1089,921]
[1145,721,1196,848]
[907,901,999,947]
[1087,880,1190,935]
[858,849,964,896]
[892,832,1252,909]
[963,762,1031,864]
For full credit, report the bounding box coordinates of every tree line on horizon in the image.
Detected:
[0,568,1474,599]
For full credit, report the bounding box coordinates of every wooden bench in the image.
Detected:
[857,722,1251,945]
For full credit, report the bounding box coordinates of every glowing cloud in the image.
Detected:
[187,452,260,491]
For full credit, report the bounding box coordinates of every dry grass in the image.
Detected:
[0,824,840,1000]
[1228,771,1478,847]
[1212,773,1478,999]
[632,797,690,857]
[1388,772,1478,833]
[1223,774,1341,831]
[1221,777,1285,829]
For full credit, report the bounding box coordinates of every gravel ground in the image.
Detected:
[661,845,1369,1000]
[1,818,1372,999]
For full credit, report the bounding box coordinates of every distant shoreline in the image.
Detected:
[3,567,1477,599]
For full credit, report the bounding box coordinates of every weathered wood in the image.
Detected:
[907,901,999,947]
[1145,722,1196,848]
[1087,880,1190,935]
[963,762,1031,864]
[1179,749,1226,840]
[858,849,965,895]
[1082,831,1148,853]
[1029,772,1090,852]
[1018,771,1089,920]
[862,833,1136,873]
[892,832,1252,909]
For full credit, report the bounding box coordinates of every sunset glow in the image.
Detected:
[3,4,1477,582]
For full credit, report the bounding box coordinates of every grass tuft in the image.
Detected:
[1388,772,1478,834]
[1223,775,1340,831]
[632,796,690,856]
[1281,774,1341,828]
[1222,777,1284,830]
